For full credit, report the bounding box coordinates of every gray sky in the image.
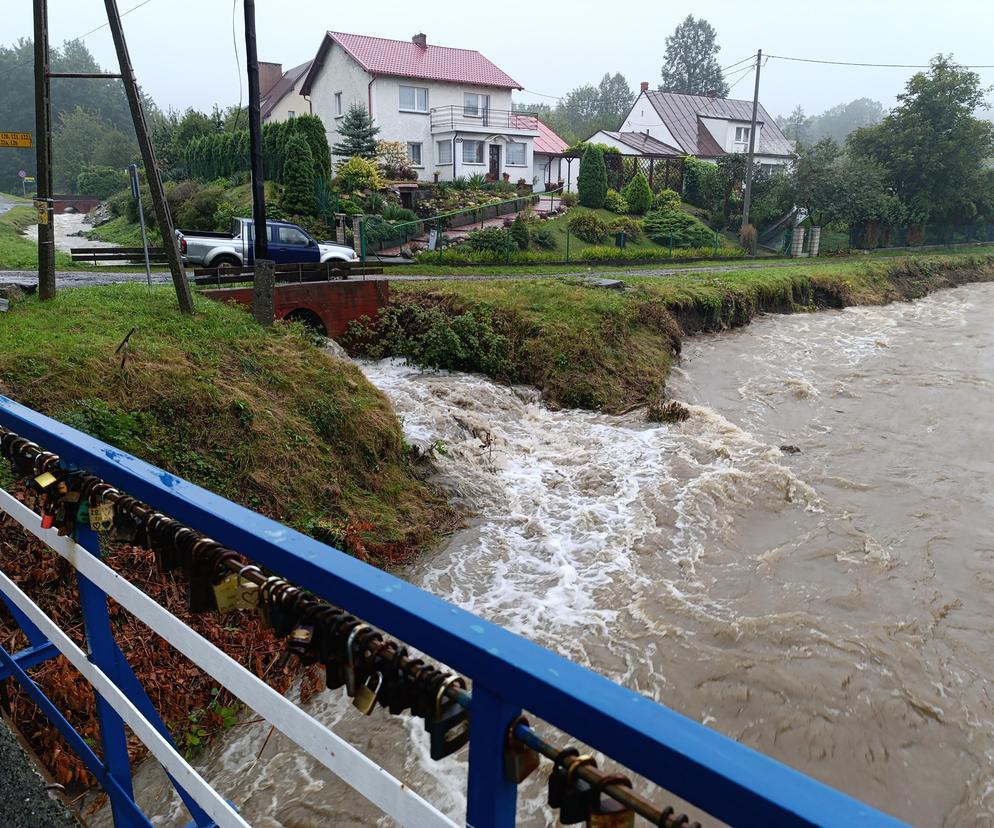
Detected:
[6,0,994,119]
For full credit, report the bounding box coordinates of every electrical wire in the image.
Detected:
[229,0,243,132]
[720,54,755,73]
[766,53,994,69]
[725,64,756,94]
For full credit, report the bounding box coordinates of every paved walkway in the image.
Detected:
[0,718,79,827]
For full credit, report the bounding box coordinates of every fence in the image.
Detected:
[0,396,908,828]
[603,155,685,195]
[785,221,994,255]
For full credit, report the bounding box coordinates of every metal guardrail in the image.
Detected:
[428,107,539,132]
[0,396,908,828]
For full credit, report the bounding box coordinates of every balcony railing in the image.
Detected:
[429,106,539,133]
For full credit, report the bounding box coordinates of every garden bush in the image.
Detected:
[567,211,609,243]
[578,145,608,208]
[609,216,643,243]
[510,214,530,250]
[465,226,513,254]
[77,166,130,199]
[530,227,556,249]
[653,188,681,211]
[381,204,418,223]
[682,157,721,210]
[336,156,384,193]
[376,140,417,181]
[560,191,578,208]
[623,172,653,215]
[643,209,716,248]
[175,185,225,230]
[280,134,318,217]
[164,180,203,218]
[604,189,629,214]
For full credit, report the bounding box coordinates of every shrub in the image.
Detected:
[164,179,203,218]
[682,156,721,210]
[336,156,384,193]
[653,188,681,211]
[338,197,364,216]
[623,172,653,215]
[381,203,418,223]
[465,226,513,254]
[363,192,386,214]
[106,189,131,218]
[609,217,643,243]
[530,227,557,249]
[467,173,487,189]
[577,145,608,208]
[510,214,530,250]
[376,140,417,181]
[567,211,609,243]
[604,188,629,214]
[643,209,717,248]
[739,223,757,252]
[175,185,225,230]
[280,133,318,217]
[559,191,578,208]
[452,176,470,191]
[77,165,130,199]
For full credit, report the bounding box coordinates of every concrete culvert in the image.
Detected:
[282,308,327,336]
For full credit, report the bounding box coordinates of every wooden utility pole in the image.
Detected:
[32,0,56,299]
[103,0,194,314]
[740,49,762,233]
[243,0,274,326]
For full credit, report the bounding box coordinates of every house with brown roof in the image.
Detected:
[591,82,795,173]
[300,31,544,185]
[260,61,312,124]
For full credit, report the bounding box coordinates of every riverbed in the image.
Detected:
[108,282,994,827]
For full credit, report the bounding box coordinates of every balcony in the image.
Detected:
[429,106,540,135]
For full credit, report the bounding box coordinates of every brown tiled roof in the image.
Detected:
[302,32,521,95]
[644,91,795,158]
[261,61,312,120]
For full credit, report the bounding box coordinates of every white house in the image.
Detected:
[602,83,796,172]
[300,31,542,184]
[260,61,313,124]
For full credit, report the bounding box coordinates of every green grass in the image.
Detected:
[348,250,994,412]
[0,205,73,270]
[87,214,159,246]
[0,284,449,549]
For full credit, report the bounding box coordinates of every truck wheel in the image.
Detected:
[211,254,240,269]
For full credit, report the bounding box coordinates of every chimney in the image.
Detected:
[412,33,427,49]
[706,89,717,99]
[258,62,283,96]
[640,81,649,93]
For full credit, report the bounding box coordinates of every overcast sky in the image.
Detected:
[6,0,994,119]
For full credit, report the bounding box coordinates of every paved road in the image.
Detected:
[0,719,79,827]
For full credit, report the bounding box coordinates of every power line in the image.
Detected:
[725,63,756,94]
[721,54,755,73]
[230,0,243,130]
[766,53,994,69]
[522,88,563,102]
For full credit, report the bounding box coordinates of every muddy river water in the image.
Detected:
[113,282,994,827]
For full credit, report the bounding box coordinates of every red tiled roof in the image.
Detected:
[533,120,568,155]
[302,32,522,94]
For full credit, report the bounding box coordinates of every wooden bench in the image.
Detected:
[70,247,168,264]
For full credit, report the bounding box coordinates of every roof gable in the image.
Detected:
[261,60,312,120]
[302,31,522,95]
[642,91,795,157]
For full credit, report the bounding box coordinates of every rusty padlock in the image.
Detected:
[559,754,597,824]
[586,774,635,828]
[503,715,540,784]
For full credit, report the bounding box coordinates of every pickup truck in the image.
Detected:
[177,217,358,268]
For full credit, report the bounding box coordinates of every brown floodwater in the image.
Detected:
[111,282,994,827]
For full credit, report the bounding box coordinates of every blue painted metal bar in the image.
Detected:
[465,686,519,828]
[74,524,216,828]
[0,643,153,827]
[0,589,50,647]
[0,396,907,827]
[0,640,58,681]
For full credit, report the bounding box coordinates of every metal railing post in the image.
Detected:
[565,228,570,263]
[465,685,520,828]
[437,219,444,264]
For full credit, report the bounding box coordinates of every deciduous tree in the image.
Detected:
[659,16,729,97]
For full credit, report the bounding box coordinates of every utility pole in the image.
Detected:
[32,0,56,300]
[740,49,762,235]
[243,0,274,326]
[103,0,194,314]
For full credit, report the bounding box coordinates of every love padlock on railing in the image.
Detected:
[586,774,635,827]
[503,715,540,784]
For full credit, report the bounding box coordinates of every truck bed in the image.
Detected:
[178,229,236,239]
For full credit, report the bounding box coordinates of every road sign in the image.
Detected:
[18,170,26,179]
[0,132,33,149]
[23,177,35,184]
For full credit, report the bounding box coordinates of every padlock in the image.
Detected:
[559,755,597,825]
[548,747,581,808]
[34,471,57,490]
[89,500,115,531]
[353,671,383,715]
[428,675,470,760]
[586,775,635,828]
[344,623,370,697]
[504,715,540,784]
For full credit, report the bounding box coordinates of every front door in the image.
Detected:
[489,144,501,180]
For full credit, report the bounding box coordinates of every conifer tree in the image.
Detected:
[280,133,318,216]
[332,104,380,160]
[578,144,608,208]
[623,171,653,214]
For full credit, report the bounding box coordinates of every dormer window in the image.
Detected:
[733,125,751,152]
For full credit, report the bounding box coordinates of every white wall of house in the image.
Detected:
[308,42,535,183]
[619,92,680,149]
[263,89,311,124]
[587,130,635,154]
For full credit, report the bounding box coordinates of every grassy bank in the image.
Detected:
[0,205,73,269]
[0,283,451,786]
[345,252,994,412]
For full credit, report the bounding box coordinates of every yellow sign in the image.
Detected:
[34,199,48,225]
[0,132,33,149]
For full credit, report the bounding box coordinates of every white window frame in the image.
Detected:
[399,85,429,113]
[733,125,751,152]
[334,92,343,117]
[462,139,485,165]
[287,110,296,119]
[506,141,527,167]
[407,142,423,168]
[436,139,453,165]
[463,93,490,117]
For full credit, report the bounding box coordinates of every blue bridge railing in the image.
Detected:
[0,395,907,828]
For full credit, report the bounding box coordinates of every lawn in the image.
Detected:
[0,205,73,270]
